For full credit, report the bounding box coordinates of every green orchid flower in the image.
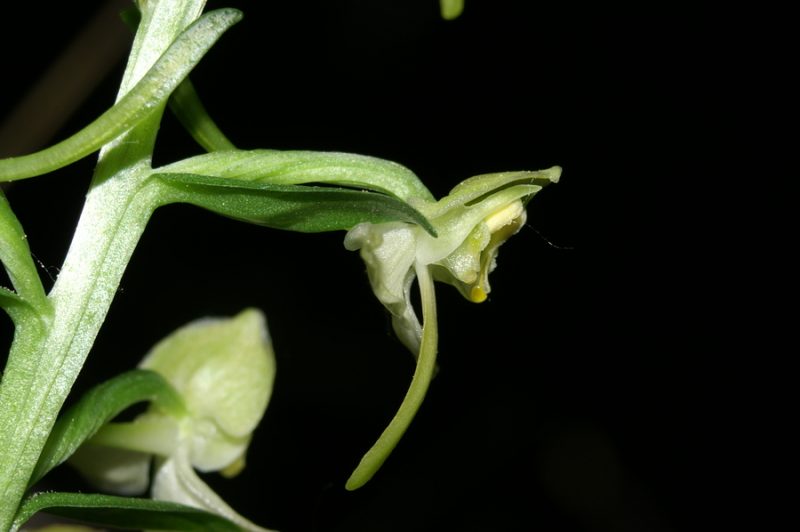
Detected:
[69,309,276,532]
[344,167,560,489]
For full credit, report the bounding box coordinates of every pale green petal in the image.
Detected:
[185,418,250,473]
[140,309,275,441]
[88,414,180,457]
[344,222,417,307]
[416,184,538,265]
[345,222,422,354]
[429,221,490,299]
[68,444,150,496]
[474,204,528,295]
[389,271,423,355]
[443,168,560,209]
[152,449,275,532]
[68,309,274,501]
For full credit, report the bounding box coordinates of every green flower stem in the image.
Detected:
[346,262,439,490]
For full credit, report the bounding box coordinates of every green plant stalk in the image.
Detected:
[0,141,156,528]
[0,171,161,529]
[0,1,207,527]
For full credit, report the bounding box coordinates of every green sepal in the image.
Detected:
[0,8,242,182]
[153,173,437,235]
[13,492,242,532]
[422,168,561,218]
[30,370,186,487]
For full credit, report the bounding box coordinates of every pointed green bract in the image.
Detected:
[30,370,185,487]
[158,149,433,202]
[13,492,243,532]
[0,8,241,182]
[154,172,437,235]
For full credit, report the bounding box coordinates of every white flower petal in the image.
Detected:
[152,448,275,532]
[187,418,250,473]
[345,222,422,354]
[139,308,274,472]
[68,444,151,496]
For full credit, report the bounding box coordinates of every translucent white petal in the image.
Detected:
[68,444,150,496]
[345,222,421,354]
[152,448,275,532]
[139,309,274,471]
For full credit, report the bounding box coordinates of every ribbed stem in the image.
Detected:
[0,2,208,527]
[0,171,159,529]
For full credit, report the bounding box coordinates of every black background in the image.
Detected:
[1,1,729,531]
